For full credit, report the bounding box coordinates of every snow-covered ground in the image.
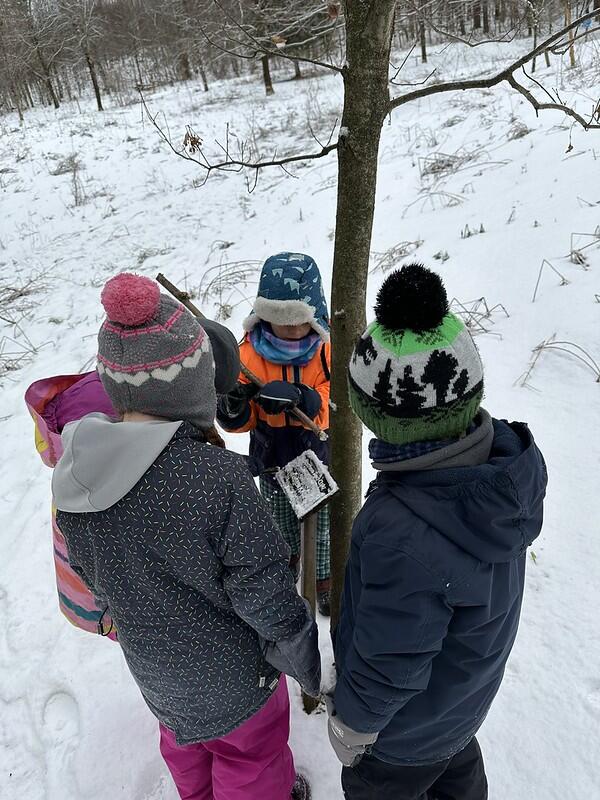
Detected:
[1,36,599,800]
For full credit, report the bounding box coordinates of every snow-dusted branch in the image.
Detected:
[388,9,600,130]
[205,0,343,73]
[139,92,338,186]
[506,71,599,129]
[198,23,342,73]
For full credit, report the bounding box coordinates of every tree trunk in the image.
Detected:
[419,16,427,63]
[10,85,24,123]
[85,49,104,111]
[482,1,489,34]
[25,82,34,108]
[473,2,482,30]
[596,0,600,22]
[53,65,64,101]
[563,2,576,68]
[261,54,274,95]
[96,58,112,94]
[294,59,302,80]
[329,0,397,629]
[35,45,60,108]
[178,50,192,80]
[133,51,143,87]
[531,21,539,72]
[199,57,209,91]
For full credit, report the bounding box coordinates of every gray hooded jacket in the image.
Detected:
[53,414,312,743]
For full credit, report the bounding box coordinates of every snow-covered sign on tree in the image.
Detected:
[275,450,339,520]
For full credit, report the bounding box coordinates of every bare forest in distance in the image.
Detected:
[2,1,599,120]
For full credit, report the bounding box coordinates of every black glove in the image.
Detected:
[296,384,322,420]
[216,382,259,427]
[256,381,302,415]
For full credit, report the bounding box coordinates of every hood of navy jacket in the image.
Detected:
[52,413,182,512]
[375,418,547,563]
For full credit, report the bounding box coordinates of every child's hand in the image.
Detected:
[295,384,322,419]
[216,382,258,424]
[256,381,302,415]
[326,694,378,767]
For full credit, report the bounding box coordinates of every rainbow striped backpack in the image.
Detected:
[25,373,117,639]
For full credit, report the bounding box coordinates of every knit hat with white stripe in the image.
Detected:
[97,273,217,430]
[348,263,484,445]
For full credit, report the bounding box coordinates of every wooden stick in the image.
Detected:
[156,273,328,441]
[300,511,319,714]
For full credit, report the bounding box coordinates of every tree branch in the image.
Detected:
[139,92,338,186]
[197,22,342,73]
[389,41,417,84]
[505,73,600,130]
[388,9,600,128]
[207,0,343,73]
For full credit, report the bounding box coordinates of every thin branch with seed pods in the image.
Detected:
[139,92,338,185]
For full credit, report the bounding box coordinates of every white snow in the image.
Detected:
[1,35,600,800]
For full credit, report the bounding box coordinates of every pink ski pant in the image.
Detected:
[159,676,296,800]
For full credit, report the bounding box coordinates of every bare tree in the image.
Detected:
[14,0,64,109]
[58,0,105,110]
[3,1,599,625]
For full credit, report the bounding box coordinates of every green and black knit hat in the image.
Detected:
[348,263,484,445]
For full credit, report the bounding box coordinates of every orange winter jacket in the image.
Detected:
[222,335,331,477]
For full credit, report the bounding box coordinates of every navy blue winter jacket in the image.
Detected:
[333,419,547,766]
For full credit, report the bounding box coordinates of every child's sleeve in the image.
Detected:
[333,541,453,735]
[216,458,308,641]
[216,341,260,433]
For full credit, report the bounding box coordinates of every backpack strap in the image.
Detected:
[320,345,331,382]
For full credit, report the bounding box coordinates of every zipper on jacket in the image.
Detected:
[281,364,291,426]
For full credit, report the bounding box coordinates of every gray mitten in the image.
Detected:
[260,600,321,698]
[325,694,378,768]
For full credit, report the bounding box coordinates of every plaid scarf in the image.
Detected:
[369,422,478,465]
[369,436,459,464]
[250,322,321,366]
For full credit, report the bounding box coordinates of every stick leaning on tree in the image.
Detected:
[156,273,328,442]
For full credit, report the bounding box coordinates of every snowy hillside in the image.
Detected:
[1,36,599,800]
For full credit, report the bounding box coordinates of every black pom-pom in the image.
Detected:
[374,263,448,333]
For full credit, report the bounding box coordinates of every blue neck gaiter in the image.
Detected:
[250,323,321,366]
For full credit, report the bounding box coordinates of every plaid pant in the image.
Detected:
[259,476,330,582]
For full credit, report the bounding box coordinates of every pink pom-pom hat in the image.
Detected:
[96,271,218,430]
[100,273,161,327]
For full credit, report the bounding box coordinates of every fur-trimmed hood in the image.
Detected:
[243,252,330,342]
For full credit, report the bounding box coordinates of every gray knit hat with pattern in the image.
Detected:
[97,273,217,429]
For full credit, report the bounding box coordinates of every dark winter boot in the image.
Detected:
[317,589,330,617]
[317,578,331,617]
[291,773,312,800]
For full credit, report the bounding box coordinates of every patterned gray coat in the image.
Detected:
[54,416,308,744]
